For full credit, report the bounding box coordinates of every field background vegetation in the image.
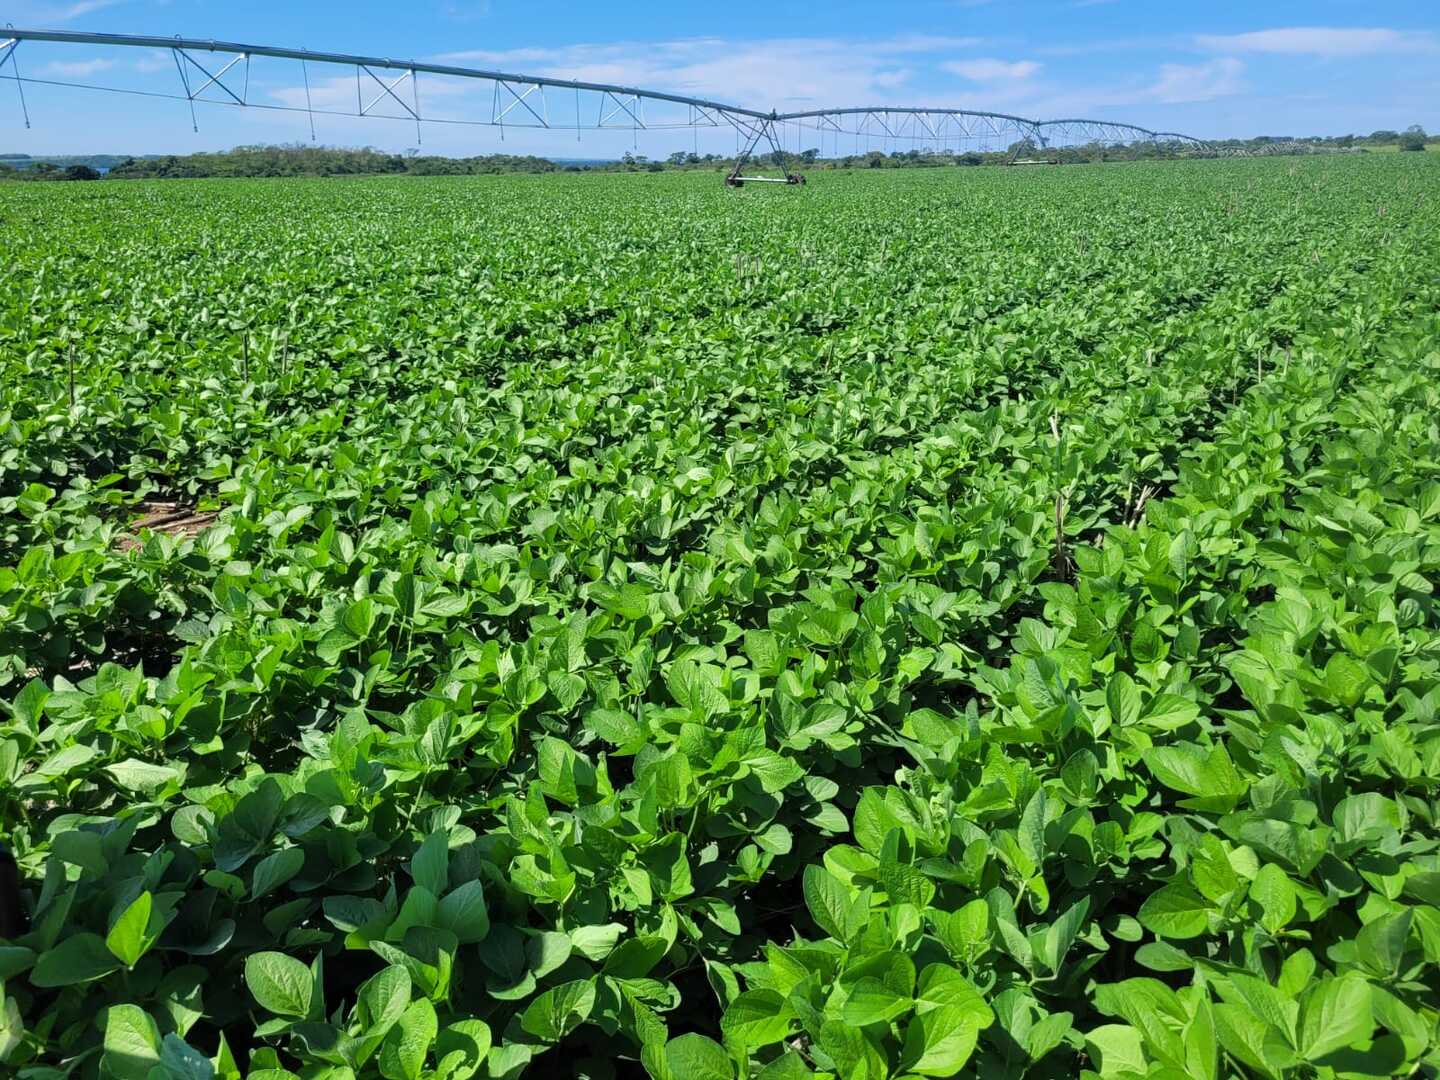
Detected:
[2,154,1440,1079]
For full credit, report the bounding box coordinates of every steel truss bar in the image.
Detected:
[1037,117,1205,147]
[0,38,29,129]
[0,27,1210,154]
[5,27,773,119]
[599,90,643,129]
[177,47,247,105]
[494,79,546,127]
[359,64,415,119]
[777,104,1041,128]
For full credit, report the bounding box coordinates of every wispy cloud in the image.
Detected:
[8,0,123,23]
[943,58,1042,81]
[1140,57,1244,104]
[133,50,172,74]
[1195,27,1438,58]
[43,57,115,77]
[433,35,979,108]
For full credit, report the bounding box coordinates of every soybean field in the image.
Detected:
[3,154,1440,1079]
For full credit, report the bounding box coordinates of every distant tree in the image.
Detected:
[667,150,689,166]
[63,164,101,181]
[1399,125,1427,152]
[800,148,819,164]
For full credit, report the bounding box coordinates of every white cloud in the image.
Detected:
[134,51,172,74]
[7,0,122,22]
[433,35,981,109]
[1140,58,1245,104]
[43,57,115,77]
[943,58,1042,81]
[1196,27,1437,58]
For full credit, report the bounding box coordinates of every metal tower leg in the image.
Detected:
[726,115,806,188]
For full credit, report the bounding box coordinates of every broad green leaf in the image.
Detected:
[899,1002,988,1076]
[102,1004,162,1080]
[1137,884,1211,939]
[436,881,489,944]
[841,977,912,1026]
[1085,1024,1148,1078]
[410,831,450,896]
[519,979,596,1042]
[31,933,121,987]
[721,989,795,1048]
[1298,976,1372,1063]
[663,1033,733,1080]
[106,891,156,967]
[244,951,313,1018]
[378,998,437,1080]
[803,864,865,943]
[251,847,304,900]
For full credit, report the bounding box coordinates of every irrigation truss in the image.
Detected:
[0,28,1212,185]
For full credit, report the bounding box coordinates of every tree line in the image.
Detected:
[1,126,1433,182]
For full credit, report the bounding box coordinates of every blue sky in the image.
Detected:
[4,0,1438,156]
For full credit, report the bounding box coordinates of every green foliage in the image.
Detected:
[2,155,1440,1078]
[103,144,562,180]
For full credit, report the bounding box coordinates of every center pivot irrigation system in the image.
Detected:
[0,28,1211,185]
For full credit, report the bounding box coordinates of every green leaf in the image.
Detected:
[1085,1024,1148,1078]
[1144,743,1245,812]
[665,662,728,718]
[603,935,668,980]
[410,831,450,898]
[159,1033,215,1080]
[434,1020,491,1080]
[378,998,437,1080]
[755,1054,813,1080]
[436,881,489,945]
[358,965,412,1035]
[105,758,182,794]
[105,891,156,967]
[31,932,121,987]
[526,931,573,980]
[570,923,626,961]
[663,1033,733,1080]
[803,864,866,943]
[721,989,795,1048]
[914,965,992,1020]
[1356,910,1412,978]
[899,1002,988,1076]
[102,1004,162,1080]
[841,977,912,1026]
[1249,864,1295,934]
[640,833,694,901]
[1137,884,1211,939]
[251,847,304,900]
[1106,672,1141,727]
[342,597,377,640]
[1140,694,1200,731]
[1298,976,1372,1063]
[519,979,596,1042]
[244,951,313,1018]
